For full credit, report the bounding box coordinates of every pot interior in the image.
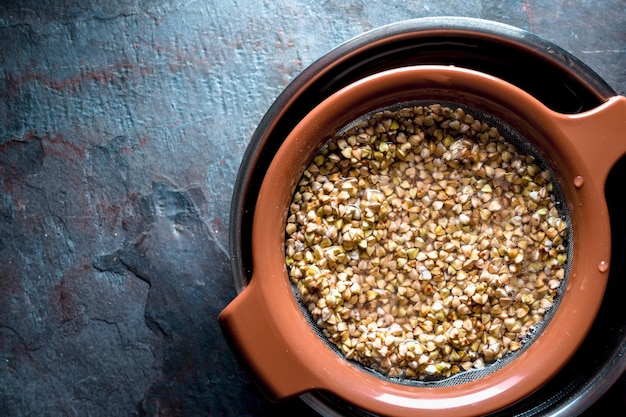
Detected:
[285,98,574,387]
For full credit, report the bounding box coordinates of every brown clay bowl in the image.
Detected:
[219,65,626,416]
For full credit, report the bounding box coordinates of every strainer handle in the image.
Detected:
[553,95,626,189]
[218,277,328,401]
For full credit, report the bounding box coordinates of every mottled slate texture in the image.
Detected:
[0,0,624,416]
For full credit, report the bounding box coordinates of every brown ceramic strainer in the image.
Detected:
[219,65,626,416]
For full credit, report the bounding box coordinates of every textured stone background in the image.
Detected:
[1,1,624,416]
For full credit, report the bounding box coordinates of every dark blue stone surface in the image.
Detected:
[1,1,624,416]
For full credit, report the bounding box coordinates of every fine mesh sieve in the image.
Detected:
[219,65,625,417]
[288,100,574,388]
